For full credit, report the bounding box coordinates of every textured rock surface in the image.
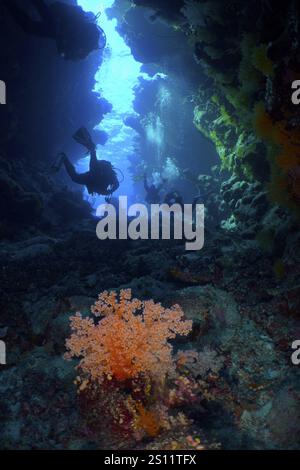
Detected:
[0,0,300,451]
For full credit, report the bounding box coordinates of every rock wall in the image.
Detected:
[0,0,110,238]
[114,0,300,220]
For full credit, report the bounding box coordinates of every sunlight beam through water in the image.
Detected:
[76,0,149,207]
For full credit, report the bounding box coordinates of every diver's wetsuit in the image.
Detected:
[61,148,120,196]
[4,0,104,60]
[144,176,164,204]
[164,191,184,209]
[165,191,203,212]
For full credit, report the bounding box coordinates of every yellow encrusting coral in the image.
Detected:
[253,102,300,210]
[252,44,274,77]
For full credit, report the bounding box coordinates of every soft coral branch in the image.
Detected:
[65,289,192,385]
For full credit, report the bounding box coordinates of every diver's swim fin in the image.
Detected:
[73,126,94,150]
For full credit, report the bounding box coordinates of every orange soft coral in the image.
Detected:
[254,102,300,209]
[135,402,161,438]
[65,289,192,385]
[254,103,300,167]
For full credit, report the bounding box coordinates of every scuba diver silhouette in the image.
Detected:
[53,127,120,198]
[164,190,202,212]
[4,0,106,60]
[144,174,167,204]
[164,190,184,208]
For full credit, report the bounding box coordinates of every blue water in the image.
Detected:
[76,0,158,208]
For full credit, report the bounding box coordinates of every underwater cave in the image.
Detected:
[0,0,300,458]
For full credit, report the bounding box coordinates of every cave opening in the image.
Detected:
[75,0,218,210]
[76,0,158,208]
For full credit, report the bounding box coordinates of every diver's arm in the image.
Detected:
[157,178,167,192]
[112,179,120,193]
[192,194,202,212]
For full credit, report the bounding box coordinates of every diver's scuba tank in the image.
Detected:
[73,126,95,150]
